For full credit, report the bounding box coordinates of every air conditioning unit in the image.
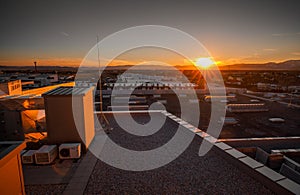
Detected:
[35,145,57,165]
[22,150,37,164]
[59,143,81,159]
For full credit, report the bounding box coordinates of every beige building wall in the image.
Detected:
[43,87,95,151]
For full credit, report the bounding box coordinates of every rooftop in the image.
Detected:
[199,94,300,139]
[23,112,300,194]
[84,112,273,194]
[42,86,93,96]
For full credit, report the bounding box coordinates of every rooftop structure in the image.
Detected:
[227,103,269,113]
[19,111,300,194]
[0,81,74,99]
[0,73,60,89]
[0,82,74,141]
[43,86,91,96]
[0,76,297,194]
[219,136,300,187]
[42,86,95,151]
[0,141,26,194]
[204,95,237,102]
[221,117,238,125]
[0,80,22,96]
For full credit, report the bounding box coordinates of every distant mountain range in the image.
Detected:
[176,60,300,71]
[218,60,300,71]
[1,60,300,71]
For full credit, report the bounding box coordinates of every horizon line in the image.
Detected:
[0,59,299,68]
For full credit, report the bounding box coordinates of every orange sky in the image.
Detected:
[1,49,298,67]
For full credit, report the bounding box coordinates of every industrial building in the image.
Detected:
[0,80,22,96]
[0,82,74,141]
[0,73,59,88]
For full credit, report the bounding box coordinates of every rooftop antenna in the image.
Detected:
[96,35,110,131]
[96,35,103,112]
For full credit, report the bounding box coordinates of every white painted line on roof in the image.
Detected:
[194,129,203,133]
[204,136,218,143]
[179,121,188,125]
[215,142,232,150]
[218,136,300,142]
[271,148,300,154]
[184,124,194,128]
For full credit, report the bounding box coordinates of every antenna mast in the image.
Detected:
[96,35,103,112]
[96,35,110,132]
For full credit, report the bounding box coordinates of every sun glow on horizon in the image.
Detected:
[193,57,219,69]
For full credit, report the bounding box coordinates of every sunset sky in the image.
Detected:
[0,0,299,66]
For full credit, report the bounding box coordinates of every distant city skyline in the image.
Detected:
[0,0,299,66]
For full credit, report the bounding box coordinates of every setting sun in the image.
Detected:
[194,57,216,69]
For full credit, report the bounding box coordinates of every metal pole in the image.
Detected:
[96,35,110,130]
[96,35,103,112]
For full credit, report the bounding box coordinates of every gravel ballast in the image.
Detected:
[84,113,274,194]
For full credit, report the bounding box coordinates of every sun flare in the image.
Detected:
[194,57,216,69]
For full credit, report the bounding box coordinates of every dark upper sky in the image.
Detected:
[0,0,299,66]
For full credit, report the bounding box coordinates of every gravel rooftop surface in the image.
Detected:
[84,113,274,194]
[25,184,67,195]
[198,94,300,138]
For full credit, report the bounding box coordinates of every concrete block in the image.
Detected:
[193,129,202,133]
[204,136,217,143]
[280,164,300,184]
[239,156,264,169]
[255,147,269,165]
[225,149,247,159]
[215,142,232,151]
[277,178,300,195]
[256,166,285,181]
[268,153,284,169]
